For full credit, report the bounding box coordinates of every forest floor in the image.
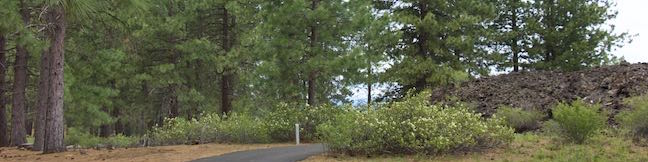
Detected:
[0,143,292,162]
[304,133,648,162]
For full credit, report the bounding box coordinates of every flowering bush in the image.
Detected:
[150,112,270,145]
[317,91,514,155]
[263,103,304,142]
[219,113,271,143]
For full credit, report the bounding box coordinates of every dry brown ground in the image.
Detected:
[0,143,292,162]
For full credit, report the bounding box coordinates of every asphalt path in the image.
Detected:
[190,144,325,162]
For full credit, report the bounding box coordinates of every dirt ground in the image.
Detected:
[431,63,648,122]
[0,143,291,162]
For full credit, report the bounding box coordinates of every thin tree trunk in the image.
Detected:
[113,106,124,135]
[220,74,233,114]
[25,114,32,136]
[99,107,113,137]
[33,48,49,151]
[43,6,66,153]
[0,35,9,147]
[32,48,50,151]
[165,2,179,119]
[511,1,520,72]
[166,85,179,118]
[11,0,31,146]
[367,61,372,106]
[307,0,320,106]
[220,7,234,115]
[307,72,316,106]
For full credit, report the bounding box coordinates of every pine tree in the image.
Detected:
[526,0,629,71]
[10,0,33,146]
[491,0,529,72]
[253,0,363,106]
[0,31,8,147]
[376,0,495,98]
[0,0,24,147]
[43,3,67,153]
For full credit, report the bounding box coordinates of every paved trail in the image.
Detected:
[190,144,325,162]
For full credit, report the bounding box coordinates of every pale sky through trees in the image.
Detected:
[348,0,647,104]
[611,0,646,63]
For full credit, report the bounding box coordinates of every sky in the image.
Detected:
[611,0,647,63]
[348,0,647,105]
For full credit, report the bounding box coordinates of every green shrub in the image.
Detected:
[65,127,139,148]
[150,117,202,145]
[263,103,304,142]
[219,113,271,143]
[150,112,271,145]
[552,100,606,144]
[495,106,544,132]
[262,103,345,142]
[317,109,378,154]
[618,95,648,141]
[317,91,514,155]
[301,104,345,141]
[106,134,140,148]
[65,127,102,148]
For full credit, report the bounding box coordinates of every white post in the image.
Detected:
[295,123,300,145]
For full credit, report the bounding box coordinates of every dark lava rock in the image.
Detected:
[431,63,648,123]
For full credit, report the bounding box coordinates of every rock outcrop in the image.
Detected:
[431,63,648,122]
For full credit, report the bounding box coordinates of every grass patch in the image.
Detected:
[305,133,648,162]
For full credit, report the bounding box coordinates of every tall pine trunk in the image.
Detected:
[11,0,31,146]
[307,0,320,106]
[165,2,179,119]
[43,6,66,153]
[11,43,29,146]
[0,35,9,147]
[220,7,233,114]
[33,49,50,151]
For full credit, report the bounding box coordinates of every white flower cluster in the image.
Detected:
[318,91,514,155]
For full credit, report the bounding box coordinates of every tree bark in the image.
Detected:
[113,106,124,135]
[33,48,50,151]
[307,72,316,106]
[0,35,9,147]
[11,44,29,146]
[165,85,179,118]
[220,73,233,114]
[99,107,113,137]
[25,114,32,136]
[220,7,234,115]
[367,61,372,106]
[43,6,66,153]
[307,0,320,106]
[11,0,31,146]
